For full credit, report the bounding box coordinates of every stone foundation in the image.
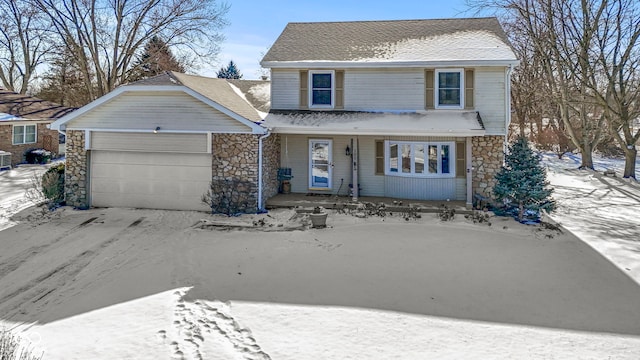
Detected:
[64,130,88,208]
[472,135,504,200]
[261,134,281,206]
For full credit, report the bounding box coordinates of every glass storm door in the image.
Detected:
[309,139,332,189]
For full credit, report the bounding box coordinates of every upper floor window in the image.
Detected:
[435,69,464,109]
[13,124,36,145]
[309,70,334,108]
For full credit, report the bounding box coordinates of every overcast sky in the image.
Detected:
[205,0,478,79]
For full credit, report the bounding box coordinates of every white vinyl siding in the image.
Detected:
[66,91,252,133]
[90,151,211,211]
[344,69,425,111]
[91,132,209,153]
[269,67,508,136]
[270,69,300,109]
[475,67,507,135]
[385,177,457,200]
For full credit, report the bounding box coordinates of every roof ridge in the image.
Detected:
[286,17,498,25]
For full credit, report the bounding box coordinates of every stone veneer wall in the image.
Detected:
[261,134,281,206]
[211,134,260,212]
[64,130,89,208]
[472,135,505,200]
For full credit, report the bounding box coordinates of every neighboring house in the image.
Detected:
[0,89,75,167]
[260,17,519,206]
[50,72,277,211]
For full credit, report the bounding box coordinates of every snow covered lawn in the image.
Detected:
[1,204,639,359]
[0,164,54,231]
[543,153,640,285]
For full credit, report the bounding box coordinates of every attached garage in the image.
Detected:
[51,71,276,212]
[87,132,212,211]
[90,151,211,211]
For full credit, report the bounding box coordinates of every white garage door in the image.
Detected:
[90,151,212,211]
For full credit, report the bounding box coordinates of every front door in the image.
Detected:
[309,139,332,190]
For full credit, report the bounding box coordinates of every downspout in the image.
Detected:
[257,130,272,212]
[504,64,514,157]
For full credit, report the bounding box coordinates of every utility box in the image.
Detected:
[0,151,11,170]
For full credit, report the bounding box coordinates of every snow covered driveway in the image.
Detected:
[1,207,639,359]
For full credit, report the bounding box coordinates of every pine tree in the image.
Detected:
[216,60,242,79]
[35,43,94,107]
[493,136,555,222]
[127,36,185,82]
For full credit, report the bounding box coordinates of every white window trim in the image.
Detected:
[384,140,455,178]
[308,70,335,109]
[435,68,464,110]
[12,124,37,145]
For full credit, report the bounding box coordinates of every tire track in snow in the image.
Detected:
[164,289,270,360]
[0,217,146,319]
[0,216,100,279]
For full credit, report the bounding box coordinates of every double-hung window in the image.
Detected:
[435,69,464,109]
[385,140,454,178]
[309,70,334,108]
[13,124,36,145]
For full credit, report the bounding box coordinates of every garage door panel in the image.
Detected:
[92,151,211,167]
[91,163,211,181]
[90,151,212,211]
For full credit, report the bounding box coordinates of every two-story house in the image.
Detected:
[261,17,518,207]
[53,17,517,212]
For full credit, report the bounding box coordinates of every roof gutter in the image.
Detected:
[261,59,521,69]
[270,128,486,137]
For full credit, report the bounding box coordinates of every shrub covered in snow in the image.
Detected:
[24,149,51,164]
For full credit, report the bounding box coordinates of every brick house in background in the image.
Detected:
[0,89,75,167]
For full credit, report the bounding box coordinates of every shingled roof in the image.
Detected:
[129,72,265,122]
[261,17,517,66]
[0,89,75,121]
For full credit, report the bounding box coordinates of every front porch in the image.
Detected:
[265,193,472,214]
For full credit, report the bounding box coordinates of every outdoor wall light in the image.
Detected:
[153,126,161,134]
[345,145,351,156]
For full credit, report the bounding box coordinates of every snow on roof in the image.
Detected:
[262,18,517,65]
[0,112,23,121]
[264,110,485,136]
[353,31,515,62]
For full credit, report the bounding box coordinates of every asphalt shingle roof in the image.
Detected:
[128,72,265,122]
[0,89,75,120]
[262,17,517,64]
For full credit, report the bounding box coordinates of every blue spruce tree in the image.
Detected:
[216,60,243,79]
[493,136,555,222]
